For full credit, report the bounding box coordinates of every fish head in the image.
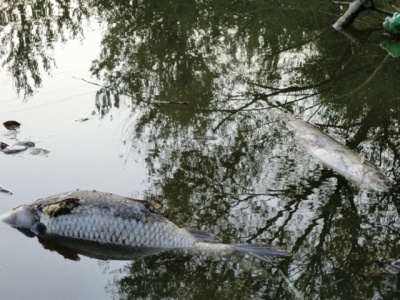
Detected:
[0,205,36,229]
[363,170,392,192]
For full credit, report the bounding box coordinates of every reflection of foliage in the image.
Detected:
[0,0,90,97]
[3,0,400,298]
[89,0,335,127]
[87,0,400,299]
[87,1,400,298]
[111,251,292,299]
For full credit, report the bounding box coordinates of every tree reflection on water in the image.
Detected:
[2,0,400,298]
[0,0,91,98]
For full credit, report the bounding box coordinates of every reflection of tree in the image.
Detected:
[2,0,400,298]
[87,1,400,298]
[107,251,292,299]
[0,0,90,98]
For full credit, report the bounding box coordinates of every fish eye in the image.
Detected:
[33,223,47,235]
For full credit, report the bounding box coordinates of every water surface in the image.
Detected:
[1,1,400,299]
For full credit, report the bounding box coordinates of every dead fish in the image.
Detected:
[1,145,29,154]
[0,190,290,260]
[1,141,35,155]
[285,116,391,192]
[3,120,21,130]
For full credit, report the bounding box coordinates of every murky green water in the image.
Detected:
[1,1,400,299]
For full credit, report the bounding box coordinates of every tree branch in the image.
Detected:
[333,0,374,30]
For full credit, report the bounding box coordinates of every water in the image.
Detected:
[1,1,400,299]
[0,17,148,300]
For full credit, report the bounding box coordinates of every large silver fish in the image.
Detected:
[0,190,289,260]
[285,116,391,192]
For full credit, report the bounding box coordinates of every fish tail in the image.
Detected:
[186,229,290,260]
[232,244,291,261]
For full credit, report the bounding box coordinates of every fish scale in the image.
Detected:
[39,204,194,248]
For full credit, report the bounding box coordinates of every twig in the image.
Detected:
[0,186,12,195]
[278,270,305,300]
[333,0,374,30]
[73,77,189,106]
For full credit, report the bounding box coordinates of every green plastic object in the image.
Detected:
[383,12,400,35]
[381,38,400,57]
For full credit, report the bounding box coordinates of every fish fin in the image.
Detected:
[232,244,291,261]
[186,229,220,243]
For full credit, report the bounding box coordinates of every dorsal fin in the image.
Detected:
[144,200,165,214]
[186,229,220,243]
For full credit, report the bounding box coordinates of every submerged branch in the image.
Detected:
[333,0,373,30]
[279,270,305,300]
[73,77,190,106]
[265,28,332,59]
[333,0,393,30]
[333,54,390,101]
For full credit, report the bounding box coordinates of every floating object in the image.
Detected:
[0,186,12,195]
[1,141,35,155]
[0,142,8,150]
[285,116,391,192]
[383,12,400,36]
[333,0,373,30]
[1,145,30,154]
[75,117,90,122]
[381,38,400,58]
[0,190,290,261]
[29,148,50,156]
[3,120,21,130]
[16,141,35,147]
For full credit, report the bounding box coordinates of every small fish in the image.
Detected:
[1,145,29,154]
[285,116,391,192]
[0,190,290,260]
[1,141,35,155]
[0,142,48,156]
